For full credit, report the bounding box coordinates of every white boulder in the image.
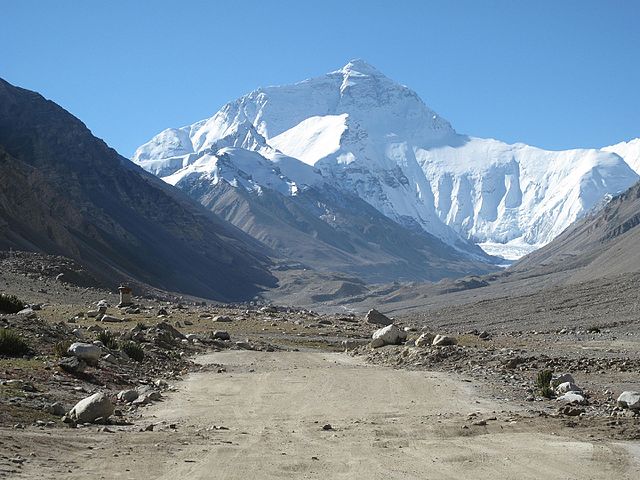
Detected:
[68,342,101,364]
[617,391,640,411]
[371,324,401,348]
[556,392,586,405]
[555,382,582,395]
[432,334,457,346]
[68,392,114,423]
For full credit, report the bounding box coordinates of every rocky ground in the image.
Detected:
[1,251,639,478]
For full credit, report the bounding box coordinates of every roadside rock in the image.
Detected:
[371,324,401,348]
[68,392,114,423]
[365,309,393,326]
[617,391,640,411]
[213,315,232,323]
[100,315,124,323]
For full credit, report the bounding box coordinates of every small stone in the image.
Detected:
[432,334,457,346]
[117,389,139,403]
[414,332,435,347]
[58,356,87,374]
[45,402,66,416]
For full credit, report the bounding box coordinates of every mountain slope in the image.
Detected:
[0,78,276,301]
[135,60,639,259]
[166,146,496,282]
[512,179,640,282]
[604,138,640,174]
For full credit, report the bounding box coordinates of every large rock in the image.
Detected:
[67,342,101,364]
[432,334,457,346]
[617,391,640,411]
[370,324,401,348]
[68,392,114,423]
[414,332,435,347]
[365,309,393,326]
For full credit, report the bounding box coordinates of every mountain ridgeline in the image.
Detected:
[0,78,276,301]
[135,60,640,262]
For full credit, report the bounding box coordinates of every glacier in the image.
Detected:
[133,60,640,260]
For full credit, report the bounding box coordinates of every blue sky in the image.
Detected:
[2,0,639,156]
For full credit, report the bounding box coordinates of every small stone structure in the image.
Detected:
[117,285,133,308]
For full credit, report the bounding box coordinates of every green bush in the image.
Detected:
[97,330,118,349]
[53,340,72,358]
[0,329,29,356]
[120,341,144,362]
[0,294,25,314]
[535,369,554,398]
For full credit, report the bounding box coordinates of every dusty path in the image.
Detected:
[8,351,640,479]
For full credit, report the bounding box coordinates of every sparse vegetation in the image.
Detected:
[121,341,144,362]
[0,328,29,357]
[535,369,554,398]
[53,340,72,358]
[0,293,25,314]
[97,330,118,349]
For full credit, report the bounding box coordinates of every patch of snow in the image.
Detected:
[270,114,348,166]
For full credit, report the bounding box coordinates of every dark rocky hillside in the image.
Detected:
[0,78,276,301]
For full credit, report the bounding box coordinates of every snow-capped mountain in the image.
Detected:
[134,60,639,260]
[603,138,640,174]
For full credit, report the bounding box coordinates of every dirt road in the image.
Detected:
[8,351,640,479]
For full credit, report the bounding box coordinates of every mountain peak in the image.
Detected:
[337,59,383,77]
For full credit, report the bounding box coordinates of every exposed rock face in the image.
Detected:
[0,77,275,301]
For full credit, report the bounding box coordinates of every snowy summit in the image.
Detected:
[134,60,640,259]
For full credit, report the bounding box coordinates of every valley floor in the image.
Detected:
[5,350,640,479]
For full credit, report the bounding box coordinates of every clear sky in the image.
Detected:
[2,0,639,157]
